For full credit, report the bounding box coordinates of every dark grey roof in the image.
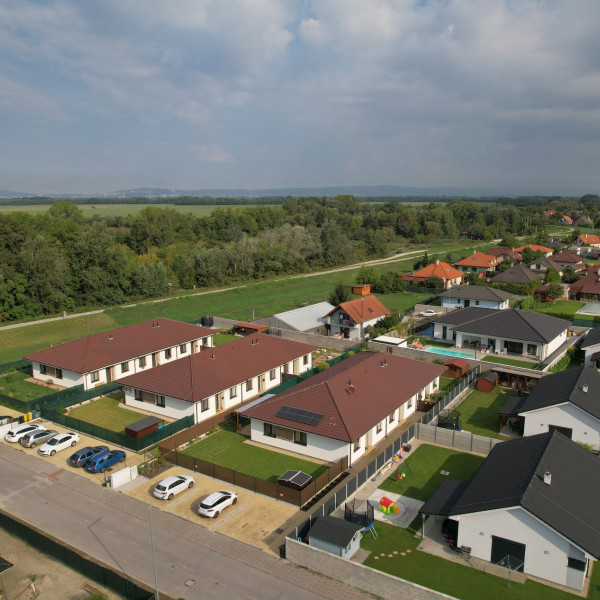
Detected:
[308,516,363,547]
[498,395,528,416]
[434,308,569,344]
[517,366,600,421]
[490,263,541,285]
[438,286,515,303]
[419,479,469,516]
[526,256,562,272]
[124,415,163,432]
[581,327,600,349]
[479,372,496,382]
[450,432,600,558]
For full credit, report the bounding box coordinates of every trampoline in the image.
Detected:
[344,498,377,538]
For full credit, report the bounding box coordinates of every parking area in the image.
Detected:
[125,466,299,555]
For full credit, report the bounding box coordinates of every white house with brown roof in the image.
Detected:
[325,295,390,339]
[117,334,317,423]
[241,353,445,466]
[24,318,216,390]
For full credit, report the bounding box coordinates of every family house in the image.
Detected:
[241,353,445,466]
[514,244,554,258]
[419,432,600,592]
[411,260,463,289]
[431,308,569,361]
[485,247,522,265]
[324,296,390,339]
[568,272,600,301]
[489,263,542,286]
[24,318,216,390]
[438,286,515,310]
[525,256,562,277]
[453,252,498,278]
[117,334,317,423]
[573,234,600,249]
[549,251,584,272]
[558,215,574,225]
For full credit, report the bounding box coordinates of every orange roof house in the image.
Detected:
[411,260,463,289]
[325,295,391,339]
[454,252,498,277]
[574,234,600,248]
[514,244,554,257]
[559,215,574,225]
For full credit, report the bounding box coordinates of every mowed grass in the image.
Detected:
[481,356,539,369]
[0,370,53,402]
[378,444,484,501]
[67,396,144,433]
[183,427,328,482]
[458,388,513,439]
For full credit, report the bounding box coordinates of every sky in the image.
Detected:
[1,0,599,196]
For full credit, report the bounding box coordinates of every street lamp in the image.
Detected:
[168,282,172,298]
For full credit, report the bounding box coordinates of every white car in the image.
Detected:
[38,432,80,456]
[197,490,238,518]
[418,309,439,317]
[5,423,45,443]
[153,474,195,500]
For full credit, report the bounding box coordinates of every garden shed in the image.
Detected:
[124,415,163,439]
[308,516,363,559]
[233,322,268,336]
[443,358,469,379]
[477,372,497,393]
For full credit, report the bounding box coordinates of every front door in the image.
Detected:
[464,299,471,307]
[105,367,112,383]
[491,536,525,572]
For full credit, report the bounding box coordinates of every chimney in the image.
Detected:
[211,353,216,360]
[108,334,113,340]
[543,472,551,486]
[435,259,440,265]
[583,383,589,393]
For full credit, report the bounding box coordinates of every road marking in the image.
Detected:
[0,476,50,505]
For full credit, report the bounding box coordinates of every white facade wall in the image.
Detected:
[522,403,600,450]
[123,390,195,421]
[455,506,589,591]
[440,298,507,310]
[328,309,382,339]
[30,362,84,388]
[584,344,600,367]
[544,330,568,359]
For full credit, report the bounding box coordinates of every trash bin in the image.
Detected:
[31,410,37,419]
[404,443,411,453]
[18,416,24,424]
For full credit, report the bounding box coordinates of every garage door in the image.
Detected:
[491,536,525,572]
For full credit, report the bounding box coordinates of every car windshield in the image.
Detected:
[47,438,59,446]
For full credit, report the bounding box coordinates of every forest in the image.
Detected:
[0,194,597,323]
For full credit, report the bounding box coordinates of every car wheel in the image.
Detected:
[167,493,174,500]
[71,441,76,447]
[30,443,36,449]
[119,456,125,462]
[232,497,237,505]
[188,481,194,489]
[213,511,219,518]
[50,450,56,456]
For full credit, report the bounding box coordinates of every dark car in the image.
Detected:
[84,449,126,473]
[68,445,109,468]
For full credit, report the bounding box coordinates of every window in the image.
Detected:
[201,398,209,412]
[354,438,362,452]
[246,379,252,392]
[121,362,129,373]
[264,423,276,438]
[55,368,63,379]
[139,356,146,368]
[303,355,309,365]
[568,557,586,572]
[230,386,237,398]
[475,300,480,306]
[376,421,383,434]
[407,398,413,408]
[180,343,187,354]
[388,411,396,424]
[40,364,47,375]
[269,369,276,381]
[134,389,144,401]
[165,348,172,359]
[90,371,100,383]
[294,431,307,446]
[155,394,165,408]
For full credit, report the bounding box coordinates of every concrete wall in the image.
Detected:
[286,538,459,600]
[416,423,502,456]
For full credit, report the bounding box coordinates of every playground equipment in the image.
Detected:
[379,496,399,515]
[344,498,377,539]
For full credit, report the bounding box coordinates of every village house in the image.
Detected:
[411,260,463,290]
[324,295,390,339]
[438,286,515,310]
[514,244,554,258]
[453,252,498,278]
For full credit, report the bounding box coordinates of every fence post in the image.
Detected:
[470,433,474,452]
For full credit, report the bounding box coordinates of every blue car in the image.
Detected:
[84,449,126,473]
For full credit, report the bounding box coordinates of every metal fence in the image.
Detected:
[0,511,153,600]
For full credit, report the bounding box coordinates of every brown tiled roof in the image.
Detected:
[485,248,522,262]
[514,244,553,253]
[551,252,583,264]
[117,334,317,402]
[241,353,445,442]
[578,234,600,245]
[412,261,463,281]
[443,358,469,369]
[24,318,216,373]
[325,295,390,324]
[454,252,497,269]
[569,274,600,296]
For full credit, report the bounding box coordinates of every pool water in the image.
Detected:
[425,346,474,359]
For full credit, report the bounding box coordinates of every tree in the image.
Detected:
[465,271,484,285]
[546,282,564,303]
[329,282,349,306]
[413,251,431,271]
[355,265,377,285]
[544,268,561,284]
[562,266,579,284]
[521,247,543,264]
[424,275,444,289]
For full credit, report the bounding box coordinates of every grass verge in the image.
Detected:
[457,388,513,439]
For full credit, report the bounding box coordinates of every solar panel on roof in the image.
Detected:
[275,405,323,426]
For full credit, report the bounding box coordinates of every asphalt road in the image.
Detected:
[0,444,374,600]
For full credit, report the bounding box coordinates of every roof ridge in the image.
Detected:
[78,335,92,373]
[325,379,353,441]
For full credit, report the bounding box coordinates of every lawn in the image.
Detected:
[439,377,456,393]
[481,356,539,369]
[213,332,238,345]
[183,426,328,482]
[67,396,144,433]
[360,518,586,600]
[457,388,513,439]
[0,370,53,402]
[521,298,585,315]
[378,444,485,501]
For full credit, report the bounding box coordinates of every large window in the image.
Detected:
[135,389,144,401]
[264,423,276,438]
[40,364,47,375]
[294,431,307,446]
[90,370,100,383]
[155,395,165,408]
[568,557,586,572]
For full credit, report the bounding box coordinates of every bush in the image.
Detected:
[433,358,445,365]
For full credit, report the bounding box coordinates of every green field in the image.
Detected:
[183,426,328,482]
[457,388,513,439]
[67,396,144,432]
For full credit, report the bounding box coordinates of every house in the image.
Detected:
[573,234,600,249]
[568,272,600,301]
[324,295,390,339]
[411,260,463,290]
[255,301,335,335]
[419,431,600,591]
[534,283,567,303]
[549,251,584,272]
[438,286,515,310]
[24,318,216,390]
[544,209,557,217]
[241,352,445,466]
[454,252,498,278]
[581,327,600,368]
[499,366,600,451]
[431,308,569,361]
[489,263,542,286]
[558,215,574,225]
[525,256,562,277]
[514,244,554,258]
[307,516,363,559]
[117,334,317,423]
[484,247,522,265]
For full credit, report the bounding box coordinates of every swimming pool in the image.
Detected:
[425,346,474,359]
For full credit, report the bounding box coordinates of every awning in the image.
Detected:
[419,479,468,517]
[498,396,527,417]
